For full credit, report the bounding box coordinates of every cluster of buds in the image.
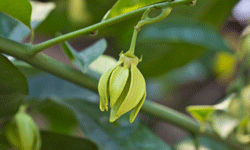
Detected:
[98,53,146,123]
[5,106,41,150]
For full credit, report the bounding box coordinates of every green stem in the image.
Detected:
[30,29,34,44]
[0,36,246,149]
[125,3,172,57]
[19,105,28,113]
[30,0,194,55]
[125,28,139,57]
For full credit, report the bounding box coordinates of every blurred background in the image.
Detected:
[21,0,250,147]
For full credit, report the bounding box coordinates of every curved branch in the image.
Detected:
[30,0,194,55]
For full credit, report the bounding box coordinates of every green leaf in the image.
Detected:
[103,0,166,20]
[198,0,239,27]
[174,136,230,150]
[24,74,171,150]
[0,0,32,29]
[59,39,107,72]
[0,2,55,42]
[211,111,239,139]
[186,106,215,123]
[40,130,98,150]
[136,17,231,77]
[170,0,238,27]
[0,54,28,118]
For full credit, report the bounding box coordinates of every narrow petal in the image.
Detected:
[109,66,129,107]
[130,92,146,123]
[98,61,123,111]
[110,77,130,122]
[98,70,113,111]
[117,65,146,116]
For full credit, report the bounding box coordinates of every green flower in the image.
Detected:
[5,107,41,150]
[98,53,146,123]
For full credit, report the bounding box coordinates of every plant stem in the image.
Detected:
[125,28,139,57]
[19,105,28,113]
[30,29,34,44]
[0,36,246,149]
[30,0,194,55]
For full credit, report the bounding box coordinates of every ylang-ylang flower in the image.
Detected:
[98,53,146,123]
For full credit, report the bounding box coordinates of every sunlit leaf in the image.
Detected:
[103,0,166,20]
[186,105,215,122]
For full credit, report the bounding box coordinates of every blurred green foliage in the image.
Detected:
[0,0,242,149]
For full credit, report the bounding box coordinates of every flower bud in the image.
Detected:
[98,53,146,123]
[5,109,41,150]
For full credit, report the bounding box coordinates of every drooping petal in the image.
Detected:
[98,61,123,111]
[130,92,146,123]
[109,66,129,107]
[98,69,113,111]
[117,64,146,116]
[110,77,130,122]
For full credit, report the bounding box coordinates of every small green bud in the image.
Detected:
[98,53,146,123]
[5,107,41,150]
